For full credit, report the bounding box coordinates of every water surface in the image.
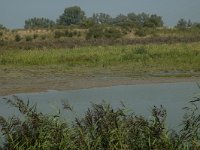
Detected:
[0,82,199,129]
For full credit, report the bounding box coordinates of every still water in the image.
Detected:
[0,82,200,129]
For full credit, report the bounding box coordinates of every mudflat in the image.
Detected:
[1,67,199,96]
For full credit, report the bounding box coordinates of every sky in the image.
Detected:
[0,0,200,29]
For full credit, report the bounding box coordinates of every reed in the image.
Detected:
[0,96,199,150]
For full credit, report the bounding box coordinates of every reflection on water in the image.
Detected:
[0,82,199,129]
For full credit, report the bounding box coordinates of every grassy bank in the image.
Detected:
[1,42,200,77]
[0,97,199,149]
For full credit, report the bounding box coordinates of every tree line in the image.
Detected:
[22,6,200,29]
[0,5,200,30]
[23,6,163,29]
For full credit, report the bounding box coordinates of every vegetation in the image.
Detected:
[24,17,55,29]
[86,25,123,39]
[0,24,6,30]
[0,43,200,77]
[0,96,199,150]
[57,6,86,26]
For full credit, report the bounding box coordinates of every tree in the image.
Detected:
[187,19,192,27]
[144,14,164,28]
[127,12,138,27]
[92,13,112,24]
[57,6,85,26]
[176,18,188,29]
[192,22,200,28]
[112,14,130,26]
[136,13,149,27]
[0,24,6,30]
[24,18,55,29]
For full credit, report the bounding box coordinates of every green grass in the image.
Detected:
[0,96,199,150]
[1,42,200,76]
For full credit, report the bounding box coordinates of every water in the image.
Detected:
[0,82,200,130]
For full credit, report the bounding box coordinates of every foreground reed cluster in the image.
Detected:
[0,96,199,150]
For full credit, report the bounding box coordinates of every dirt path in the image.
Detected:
[1,71,200,96]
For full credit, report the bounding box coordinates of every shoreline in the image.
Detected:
[1,75,199,96]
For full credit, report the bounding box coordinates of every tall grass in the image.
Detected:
[0,96,199,150]
[1,42,200,74]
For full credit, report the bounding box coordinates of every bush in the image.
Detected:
[33,34,38,39]
[25,35,33,42]
[104,28,123,39]
[41,35,46,40]
[135,28,147,37]
[0,31,3,37]
[86,25,104,39]
[54,31,64,38]
[15,34,22,42]
[86,25,123,39]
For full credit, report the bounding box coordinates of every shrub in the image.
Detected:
[135,28,147,37]
[25,35,33,42]
[104,28,123,39]
[86,25,123,39]
[0,31,3,37]
[33,34,38,39]
[15,34,21,42]
[86,25,104,39]
[54,31,64,38]
[40,35,47,40]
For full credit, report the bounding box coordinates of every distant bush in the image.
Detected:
[0,31,3,37]
[54,31,64,39]
[15,34,22,42]
[41,35,46,40]
[33,34,38,39]
[86,25,104,39]
[135,28,147,37]
[86,25,123,39]
[0,24,6,30]
[25,35,33,42]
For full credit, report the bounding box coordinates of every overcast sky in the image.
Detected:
[0,0,200,29]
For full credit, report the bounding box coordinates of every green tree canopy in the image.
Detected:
[0,24,6,30]
[57,6,86,26]
[176,18,188,29]
[144,14,164,28]
[24,17,55,29]
[92,13,112,24]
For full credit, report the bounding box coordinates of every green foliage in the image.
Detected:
[144,14,164,28]
[135,28,147,37]
[0,24,6,30]
[1,43,200,75]
[81,18,96,28]
[57,6,86,26]
[176,18,193,29]
[25,35,33,42]
[0,96,199,150]
[15,34,22,42]
[54,30,64,39]
[86,25,123,39]
[33,34,38,39]
[54,30,79,39]
[92,13,112,24]
[24,17,55,29]
[0,31,3,37]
